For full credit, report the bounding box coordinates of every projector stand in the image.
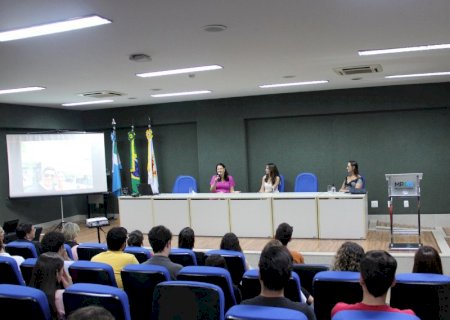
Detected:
[94,226,106,243]
[53,196,66,231]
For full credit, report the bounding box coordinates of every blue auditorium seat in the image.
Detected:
[169,248,198,266]
[226,305,308,320]
[76,242,107,261]
[0,255,25,285]
[0,284,51,320]
[68,260,117,287]
[294,173,318,192]
[124,246,152,263]
[20,257,37,286]
[205,249,247,286]
[172,175,197,193]
[5,240,38,259]
[332,310,420,320]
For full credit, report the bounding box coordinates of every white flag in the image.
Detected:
[146,128,159,194]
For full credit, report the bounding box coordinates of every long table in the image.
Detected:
[118,192,368,239]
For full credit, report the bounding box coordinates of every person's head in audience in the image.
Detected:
[205,254,228,269]
[127,230,144,247]
[41,231,66,258]
[220,232,243,252]
[413,245,443,274]
[259,244,292,294]
[29,252,65,316]
[16,223,35,240]
[0,227,5,251]
[148,225,173,255]
[274,223,294,246]
[178,227,195,249]
[360,250,397,299]
[333,241,365,272]
[67,305,114,320]
[62,222,80,244]
[106,227,128,251]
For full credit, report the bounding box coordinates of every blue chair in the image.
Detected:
[0,256,25,285]
[177,266,237,311]
[169,248,198,266]
[68,261,117,287]
[294,173,318,192]
[64,243,74,260]
[76,242,107,261]
[5,240,38,259]
[124,246,152,263]
[226,305,308,320]
[292,263,330,296]
[205,249,247,286]
[20,257,38,286]
[313,271,362,320]
[152,280,225,320]
[0,284,51,320]
[390,273,450,320]
[278,174,285,192]
[121,264,170,320]
[172,175,197,193]
[332,310,420,320]
[63,283,131,320]
[241,269,303,302]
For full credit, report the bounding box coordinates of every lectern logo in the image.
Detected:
[394,181,415,189]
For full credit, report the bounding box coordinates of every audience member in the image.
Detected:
[331,250,415,317]
[15,222,41,255]
[275,223,304,264]
[41,231,73,272]
[178,226,205,265]
[91,227,138,288]
[240,244,316,320]
[332,241,365,272]
[67,306,114,320]
[220,232,250,270]
[127,230,144,247]
[259,163,281,193]
[143,225,183,280]
[412,245,443,274]
[62,222,80,260]
[0,226,25,267]
[30,252,72,320]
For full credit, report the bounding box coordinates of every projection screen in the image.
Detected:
[7,132,107,198]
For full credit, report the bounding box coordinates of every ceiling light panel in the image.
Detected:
[359,44,450,56]
[137,65,222,78]
[0,15,111,42]
[62,99,113,106]
[385,71,450,79]
[151,90,212,98]
[259,80,329,89]
[0,86,45,95]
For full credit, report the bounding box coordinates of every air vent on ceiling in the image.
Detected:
[80,91,124,98]
[334,64,383,76]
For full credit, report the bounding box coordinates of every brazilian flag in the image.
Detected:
[128,130,140,194]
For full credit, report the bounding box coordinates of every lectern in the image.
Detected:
[386,173,423,250]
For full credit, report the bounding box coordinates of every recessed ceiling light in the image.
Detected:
[203,24,228,32]
[136,65,222,78]
[151,90,212,98]
[259,80,329,89]
[283,75,296,79]
[129,53,151,62]
[62,99,113,106]
[359,43,450,56]
[0,15,111,42]
[0,86,45,95]
[385,71,450,79]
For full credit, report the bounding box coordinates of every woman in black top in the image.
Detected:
[339,160,363,192]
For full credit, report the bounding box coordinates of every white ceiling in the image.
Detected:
[1,0,450,110]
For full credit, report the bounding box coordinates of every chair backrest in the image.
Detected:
[0,256,25,285]
[225,305,308,320]
[292,263,330,296]
[64,243,74,260]
[5,241,38,259]
[20,257,38,286]
[332,310,420,320]
[63,283,131,320]
[169,248,198,266]
[313,271,362,320]
[0,284,51,320]
[278,174,285,192]
[205,249,247,286]
[152,280,225,320]
[68,261,117,287]
[294,173,318,192]
[76,242,107,261]
[121,264,170,320]
[124,246,152,263]
[172,175,197,193]
[177,266,237,311]
[390,273,450,320]
[241,269,302,302]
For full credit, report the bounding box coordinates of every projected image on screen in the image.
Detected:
[7,133,107,198]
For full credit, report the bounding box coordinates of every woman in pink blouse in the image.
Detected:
[210,163,236,193]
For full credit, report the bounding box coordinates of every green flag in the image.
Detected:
[128,129,140,194]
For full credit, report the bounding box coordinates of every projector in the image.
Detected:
[86,217,109,228]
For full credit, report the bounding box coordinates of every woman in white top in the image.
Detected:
[259,163,281,193]
[0,226,25,268]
